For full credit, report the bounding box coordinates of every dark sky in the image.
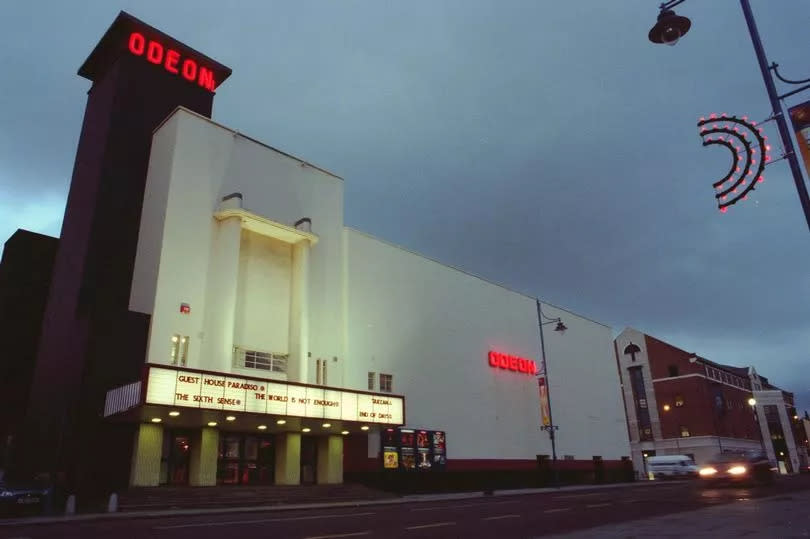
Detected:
[1,1,809,412]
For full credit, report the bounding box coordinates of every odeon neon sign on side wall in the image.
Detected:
[488,351,537,375]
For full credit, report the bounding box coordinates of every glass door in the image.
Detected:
[217,434,275,485]
[218,435,241,484]
[168,432,191,485]
[300,436,317,485]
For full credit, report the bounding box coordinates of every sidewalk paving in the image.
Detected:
[542,489,810,538]
[0,479,668,527]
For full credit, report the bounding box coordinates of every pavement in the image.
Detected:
[543,490,810,538]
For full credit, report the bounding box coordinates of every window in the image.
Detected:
[234,347,287,373]
[316,359,327,385]
[679,425,691,437]
[674,395,684,407]
[379,373,393,393]
[668,365,679,377]
[638,398,647,409]
[628,366,653,441]
[563,455,575,461]
[368,372,376,391]
[171,334,189,366]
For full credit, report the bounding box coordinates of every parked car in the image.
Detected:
[0,480,52,517]
[698,451,777,486]
[646,455,700,479]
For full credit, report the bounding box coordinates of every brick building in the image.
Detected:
[615,328,772,477]
[0,231,58,471]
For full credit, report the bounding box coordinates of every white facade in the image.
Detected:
[130,106,630,466]
[751,389,800,473]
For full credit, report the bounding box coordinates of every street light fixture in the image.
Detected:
[748,397,768,455]
[536,299,567,487]
[648,0,810,232]
[648,7,691,46]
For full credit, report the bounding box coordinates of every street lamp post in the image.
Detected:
[535,299,567,487]
[649,0,810,232]
[748,397,769,455]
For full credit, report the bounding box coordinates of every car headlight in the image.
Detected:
[0,490,14,497]
[728,466,747,475]
[699,467,717,476]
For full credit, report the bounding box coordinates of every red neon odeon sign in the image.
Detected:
[488,351,537,375]
[127,32,216,91]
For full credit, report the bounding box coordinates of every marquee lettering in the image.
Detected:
[127,32,216,91]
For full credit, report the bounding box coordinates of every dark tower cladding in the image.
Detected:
[17,12,231,503]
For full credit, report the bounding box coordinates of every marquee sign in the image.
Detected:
[488,350,537,376]
[145,366,404,424]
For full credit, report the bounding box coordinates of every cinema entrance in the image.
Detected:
[217,433,275,485]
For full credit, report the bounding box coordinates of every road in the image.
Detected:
[2,475,810,538]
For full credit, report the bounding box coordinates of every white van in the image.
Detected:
[646,455,699,479]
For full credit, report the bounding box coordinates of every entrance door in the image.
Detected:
[242,436,275,484]
[168,433,191,485]
[300,436,317,485]
[217,434,275,485]
[256,437,275,484]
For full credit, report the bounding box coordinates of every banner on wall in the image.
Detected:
[789,101,810,181]
[538,377,551,427]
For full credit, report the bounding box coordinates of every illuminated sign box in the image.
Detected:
[145,366,404,424]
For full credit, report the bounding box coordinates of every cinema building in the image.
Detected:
[6,12,630,495]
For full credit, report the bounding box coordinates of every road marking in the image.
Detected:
[412,501,516,512]
[406,522,456,530]
[543,507,572,514]
[586,503,612,508]
[482,514,520,521]
[154,512,375,530]
[553,493,602,500]
[304,532,370,539]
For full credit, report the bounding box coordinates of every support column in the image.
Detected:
[288,240,311,383]
[317,435,343,484]
[189,427,219,486]
[756,404,777,464]
[776,404,800,474]
[275,432,301,485]
[130,423,163,487]
[205,214,242,372]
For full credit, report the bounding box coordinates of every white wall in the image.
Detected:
[131,107,630,463]
[233,230,291,354]
[132,108,345,381]
[345,229,630,461]
[541,303,630,461]
[130,115,179,316]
